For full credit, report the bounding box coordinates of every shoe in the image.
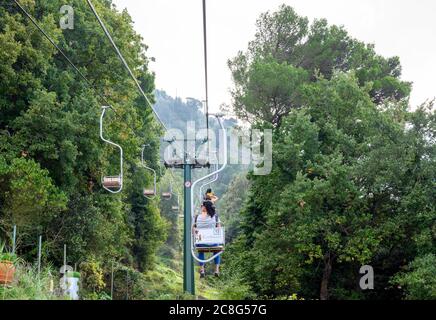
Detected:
[200,270,206,278]
[214,272,220,278]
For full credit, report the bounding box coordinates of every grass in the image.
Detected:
[0,255,231,300]
[146,256,218,300]
[0,262,67,300]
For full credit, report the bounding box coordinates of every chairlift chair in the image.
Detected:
[194,226,225,253]
[141,145,157,199]
[161,180,173,200]
[100,106,123,193]
[161,192,172,200]
[171,193,180,211]
[190,114,228,263]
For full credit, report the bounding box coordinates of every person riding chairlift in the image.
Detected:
[204,188,219,203]
[193,200,222,278]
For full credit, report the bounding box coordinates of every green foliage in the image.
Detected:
[0,157,67,227]
[392,254,436,300]
[79,259,105,298]
[0,0,167,298]
[226,5,434,300]
[217,173,251,242]
[229,5,411,126]
[0,241,17,262]
[0,263,65,300]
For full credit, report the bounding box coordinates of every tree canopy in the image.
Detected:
[223,5,435,300]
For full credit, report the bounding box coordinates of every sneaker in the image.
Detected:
[214,272,220,278]
[200,270,206,278]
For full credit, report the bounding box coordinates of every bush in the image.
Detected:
[79,259,105,299]
[392,254,436,300]
[0,263,66,300]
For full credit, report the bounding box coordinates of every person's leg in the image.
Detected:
[198,251,205,267]
[198,251,206,278]
[214,253,221,275]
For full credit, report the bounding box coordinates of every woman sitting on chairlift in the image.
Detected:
[194,200,222,278]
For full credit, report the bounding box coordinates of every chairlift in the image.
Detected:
[194,227,225,253]
[171,193,180,212]
[141,145,157,199]
[100,106,123,193]
[162,183,173,200]
[162,192,172,200]
[191,114,228,260]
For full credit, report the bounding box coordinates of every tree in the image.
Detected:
[0,0,166,282]
[229,5,411,126]
[228,70,434,299]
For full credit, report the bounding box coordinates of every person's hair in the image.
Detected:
[206,188,212,194]
[202,200,216,218]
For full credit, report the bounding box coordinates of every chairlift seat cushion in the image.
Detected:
[162,192,172,199]
[102,176,122,188]
[143,189,156,196]
[196,246,224,253]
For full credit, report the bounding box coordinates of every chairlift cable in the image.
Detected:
[87,0,192,159]
[202,0,210,147]
[86,0,167,130]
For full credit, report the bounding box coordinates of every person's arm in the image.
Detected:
[216,215,221,228]
[192,215,198,234]
[211,195,219,203]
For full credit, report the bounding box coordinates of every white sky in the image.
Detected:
[112,0,436,111]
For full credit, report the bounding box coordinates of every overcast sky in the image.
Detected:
[112,0,436,112]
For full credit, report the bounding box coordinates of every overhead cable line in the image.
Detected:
[86,0,193,159]
[202,0,210,140]
[86,0,167,130]
[12,0,115,113]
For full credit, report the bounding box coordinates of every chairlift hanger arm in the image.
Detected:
[100,106,123,194]
[87,0,193,159]
[199,164,219,203]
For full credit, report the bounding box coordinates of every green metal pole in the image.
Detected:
[183,164,195,295]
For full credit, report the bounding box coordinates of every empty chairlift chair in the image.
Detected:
[161,181,173,200]
[141,145,157,199]
[171,194,180,212]
[161,192,172,200]
[100,106,123,193]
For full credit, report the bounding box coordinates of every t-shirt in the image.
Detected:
[195,214,220,229]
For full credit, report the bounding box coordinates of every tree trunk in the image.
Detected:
[320,253,332,300]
